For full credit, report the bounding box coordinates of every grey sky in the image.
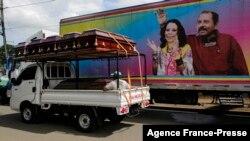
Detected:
[1,0,162,46]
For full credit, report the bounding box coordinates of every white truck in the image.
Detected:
[10,29,150,132]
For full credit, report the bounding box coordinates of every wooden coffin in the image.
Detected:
[14,29,137,60]
[58,32,81,51]
[14,41,30,57]
[41,35,62,53]
[26,38,44,55]
[78,28,136,52]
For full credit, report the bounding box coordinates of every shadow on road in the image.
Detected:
[0,112,134,137]
[124,108,250,125]
[124,109,219,125]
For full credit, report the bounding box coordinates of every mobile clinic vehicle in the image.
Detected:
[10,29,150,132]
[60,0,250,106]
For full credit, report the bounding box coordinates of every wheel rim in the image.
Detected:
[79,114,91,129]
[23,108,32,121]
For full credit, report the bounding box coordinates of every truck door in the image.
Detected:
[10,66,37,110]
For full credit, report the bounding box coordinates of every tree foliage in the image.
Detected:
[0,44,14,67]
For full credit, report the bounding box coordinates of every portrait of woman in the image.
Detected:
[147,19,194,75]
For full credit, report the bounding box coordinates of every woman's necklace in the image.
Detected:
[167,44,174,53]
[167,47,173,53]
[163,44,174,54]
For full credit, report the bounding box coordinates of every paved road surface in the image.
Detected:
[1,105,250,141]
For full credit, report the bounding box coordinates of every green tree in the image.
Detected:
[0,44,14,67]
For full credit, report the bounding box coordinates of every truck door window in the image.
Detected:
[15,66,37,85]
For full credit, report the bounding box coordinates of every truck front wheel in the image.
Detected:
[75,109,98,133]
[21,104,40,123]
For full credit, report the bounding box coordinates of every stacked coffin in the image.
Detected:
[41,35,62,53]
[15,41,30,57]
[14,29,136,61]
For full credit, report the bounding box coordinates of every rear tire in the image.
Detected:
[75,109,98,133]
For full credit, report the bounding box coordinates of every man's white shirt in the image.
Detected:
[105,79,130,90]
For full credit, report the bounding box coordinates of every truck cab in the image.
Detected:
[10,62,74,111]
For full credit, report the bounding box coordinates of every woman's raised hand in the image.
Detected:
[156,9,167,25]
[147,38,160,53]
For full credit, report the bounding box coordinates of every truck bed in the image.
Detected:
[53,78,112,90]
[41,86,150,108]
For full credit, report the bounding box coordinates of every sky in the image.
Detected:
[1,0,162,46]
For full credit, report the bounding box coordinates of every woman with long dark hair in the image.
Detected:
[147,19,194,75]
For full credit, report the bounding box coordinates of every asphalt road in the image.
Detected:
[1,105,250,141]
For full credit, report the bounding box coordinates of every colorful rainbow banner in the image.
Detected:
[60,0,250,85]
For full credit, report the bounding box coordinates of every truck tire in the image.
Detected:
[75,109,98,133]
[21,104,40,123]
